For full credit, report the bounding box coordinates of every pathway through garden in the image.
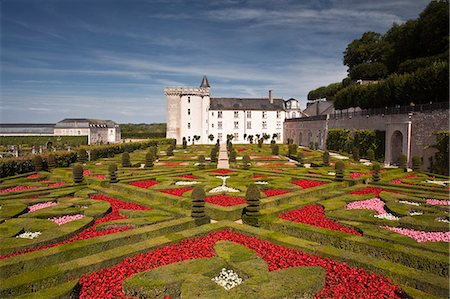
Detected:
[217,143,230,169]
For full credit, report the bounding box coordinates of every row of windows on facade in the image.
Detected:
[187,120,282,130]
[61,129,115,136]
[185,132,281,142]
[186,109,282,119]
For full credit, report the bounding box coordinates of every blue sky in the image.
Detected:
[1,0,430,124]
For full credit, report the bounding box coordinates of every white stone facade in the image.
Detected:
[165,76,301,144]
[54,119,121,144]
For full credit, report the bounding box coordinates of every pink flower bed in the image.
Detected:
[48,181,66,187]
[351,172,367,179]
[426,199,450,205]
[292,179,327,189]
[0,185,39,193]
[92,175,106,180]
[205,194,246,206]
[261,189,290,197]
[346,198,387,215]
[279,205,362,236]
[83,170,91,175]
[28,201,58,212]
[384,226,450,242]
[49,214,84,225]
[159,187,193,197]
[128,180,158,189]
[210,169,235,174]
[27,174,42,179]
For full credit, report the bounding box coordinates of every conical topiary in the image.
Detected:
[242,155,251,170]
[150,146,158,160]
[335,160,345,182]
[122,152,131,167]
[145,152,154,168]
[271,144,279,155]
[366,149,375,161]
[352,147,360,162]
[372,163,380,182]
[32,155,44,172]
[399,154,407,172]
[73,164,84,183]
[167,145,174,156]
[108,163,118,183]
[323,151,330,166]
[78,149,88,163]
[47,154,56,169]
[90,149,98,161]
[412,156,421,172]
[229,149,237,162]
[182,137,187,149]
[243,184,261,227]
[297,152,304,167]
[191,186,210,225]
[210,147,218,163]
[198,155,206,169]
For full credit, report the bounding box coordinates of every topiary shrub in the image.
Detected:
[151,146,158,160]
[412,156,421,172]
[47,154,56,170]
[229,149,237,163]
[198,155,205,169]
[314,142,319,150]
[182,137,187,149]
[122,152,131,167]
[242,184,261,227]
[335,160,345,182]
[78,149,88,163]
[288,143,297,157]
[323,151,330,166]
[366,149,375,161]
[271,144,279,155]
[210,147,218,163]
[352,147,360,162]
[297,152,304,167]
[73,164,84,183]
[145,152,154,168]
[399,154,407,172]
[167,145,174,156]
[257,138,263,148]
[90,149,98,161]
[191,186,210,225]
[242,155,251,170]
[108,163,118,183]
[32,155,44,172]
[372,162,380,182]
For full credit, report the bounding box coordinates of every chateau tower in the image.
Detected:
[164,76,211,144]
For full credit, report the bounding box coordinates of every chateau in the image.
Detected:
[165,76,301,144]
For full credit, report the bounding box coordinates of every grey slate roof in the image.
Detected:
[210,98,285,111]
[55,118,117,128]
[200,75,210,88]
[0,124,55,134]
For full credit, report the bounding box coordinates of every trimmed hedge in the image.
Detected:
[0,136,87,147]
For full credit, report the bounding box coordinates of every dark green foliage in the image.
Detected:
[72,164,84,183]
[197,155,205,170]
[166,145,174,156]
[286,138,293,145]
[257,138,263,148]
[429,131,449,175]
[288,144,297,157]
[314,142,319,150]
[227,140,233,152]
[191,186,209,224]
[108,163,118,183]
[122,152,131,167]
[271,144,279,155]
[412,156,422,172]
[372,163,381,182]
[366,149,375,161]
[343,31,386,71]
[150,146,158,159]
[349,62,388,80]
[243,184,261,227]
[242,155,251,170]
[229,149,237,162]
[47,154,56,169]
[120,123,166,139]
[145,152,154,168]
[309,142,314,150]
[78,149,88,163]
[297,152,304,167]
[90,149,98,161]
[182,137,187,149]
[32,155,44,172]
[352,147,360,162]
[326,129,384,159]
[208,134,214,142]
[335,161,345,182]
[0,136,87,147]
[399,154,408,171]
[307,82,343,101]
[323,151,330,165]
[210,147,218,163]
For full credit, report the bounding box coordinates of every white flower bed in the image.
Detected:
[425,180,450,187]
[409,211,423,216]
[362,162,373,166]
[436,217,450,223]
[212,268,243,291]
[399,200,421,206]
[209,176,240,193]
[254,181,268,185]
[16,231,42,239]
[327,172,336,175]
[175,181,199,186]
[374,213,399,220]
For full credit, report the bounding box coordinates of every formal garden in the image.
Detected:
[0,139,449,299]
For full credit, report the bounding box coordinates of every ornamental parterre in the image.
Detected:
[78,229,404,299]
[292,179,327,189]
[205,195,246,206]
[128,179,158,189]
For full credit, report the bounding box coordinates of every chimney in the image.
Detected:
[269,90,273,104]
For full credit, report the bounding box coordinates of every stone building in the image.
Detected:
[165,76,302,144]
[284,102,449,168]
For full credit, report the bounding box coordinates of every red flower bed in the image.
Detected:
[0,185,39,193]
[178,175,198,180]
[261,189,290,197]
[0,195,151,259]
[160,162,183,166]
[253,175,267,179]
[205,194,246,206]
[83,169,91,175]
[350,172,367,179]
[279,205,361,236]
[92,175,106,180]
[27,174,42,179]
[210,169,235,174]
[78,229,403,299]
[128,180,158,189]
[159,187,193,197]
[48,181,66,187]
[237,147,247,152]
[350,186,395,197]
[292,179,327,189]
